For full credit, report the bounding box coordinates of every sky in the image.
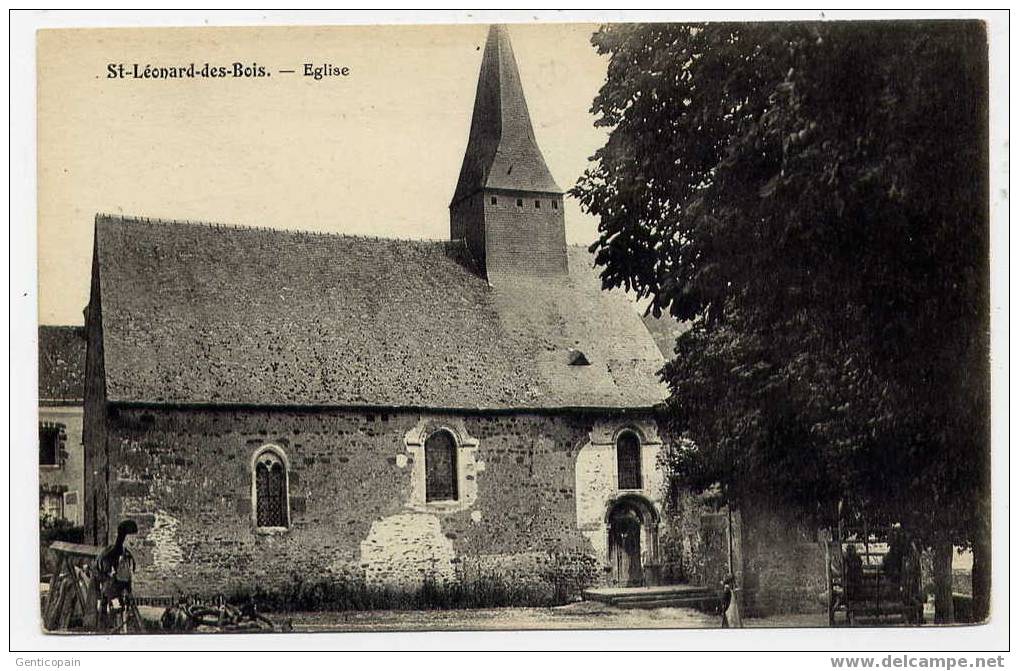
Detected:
[37,23,610,325]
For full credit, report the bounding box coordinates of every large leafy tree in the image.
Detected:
[572,21,990,620]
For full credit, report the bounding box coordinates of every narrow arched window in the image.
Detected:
[425,430,458,502]
[254,448,289,528]
[617,431,642,490]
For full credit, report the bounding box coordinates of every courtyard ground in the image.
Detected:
[271,601,829,633]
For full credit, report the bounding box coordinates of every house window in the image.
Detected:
[39,424,63,467]
[535,199,541,208]
[516,198,523,207]
[552,200,558,210]
[425,430,458,502]
[40,489,64,522]
[491,196,497,205]
[254,447,289,528]
[617,431,642,490]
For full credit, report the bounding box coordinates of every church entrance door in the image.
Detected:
[608,501,644,587]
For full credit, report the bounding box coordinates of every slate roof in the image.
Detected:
[38,325,86,402]
[641,314,692,360]
[94,215,667,410]
[451,24,561,205]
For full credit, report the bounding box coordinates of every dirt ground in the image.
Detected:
[275,601,828,633]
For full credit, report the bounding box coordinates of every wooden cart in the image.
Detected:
[825,517,924,626]
[42,541,143,633]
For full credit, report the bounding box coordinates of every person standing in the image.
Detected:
[93,519,138,631]
[720,574,743,627]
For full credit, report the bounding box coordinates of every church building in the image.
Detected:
[82,25,676,598]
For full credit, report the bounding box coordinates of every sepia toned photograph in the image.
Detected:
[20,10,1005,652]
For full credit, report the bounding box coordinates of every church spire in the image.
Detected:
[451,25,561,204]
[450,25,567,279]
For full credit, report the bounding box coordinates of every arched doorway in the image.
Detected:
[607,497,657,587]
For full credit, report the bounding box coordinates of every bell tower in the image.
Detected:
[450,25,567,280]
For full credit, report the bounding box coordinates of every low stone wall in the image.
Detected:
[740,503,827,615]
[663,491,827,615]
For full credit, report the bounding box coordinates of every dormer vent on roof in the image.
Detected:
[567,348,591,366]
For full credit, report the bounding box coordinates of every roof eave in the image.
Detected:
[104,398,667,415]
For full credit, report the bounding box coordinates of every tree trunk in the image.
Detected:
[971,519,991,622]
[932,541,955,624]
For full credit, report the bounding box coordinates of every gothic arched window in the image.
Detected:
[254,447,289,528]
[425,430,458,502]
[617,431,642,490]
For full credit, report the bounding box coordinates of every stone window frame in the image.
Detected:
[424,428,460,503]
[250,444,291,534]
[403,418,483,513]
[614,427,644,492]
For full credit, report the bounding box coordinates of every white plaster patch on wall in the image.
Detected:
[575,441,614,561]
[359,513,456,587]
[149,510,184,572]
[642,441,666,502]
[574,418,667,570]
[575,442,616,528]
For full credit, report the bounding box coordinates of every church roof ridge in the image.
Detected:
[94,212,456,246]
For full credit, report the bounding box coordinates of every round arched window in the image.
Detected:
[424,431,458,502]
[616,431,642,490]
[254,448,289,528]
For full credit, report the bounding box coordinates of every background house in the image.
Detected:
[38,325,86,526]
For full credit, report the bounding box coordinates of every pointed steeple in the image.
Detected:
[450,25,567,279]
[452,25,561,204]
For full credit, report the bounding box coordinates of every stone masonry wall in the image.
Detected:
[106,406,660,599]
[662,487,826,615]
[661,488,731,587]
[740,501,828,615]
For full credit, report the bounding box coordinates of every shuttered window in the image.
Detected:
[425,431,458,502]
[617,432,642,490]
[39,424,63,466]
[255,450,288,528]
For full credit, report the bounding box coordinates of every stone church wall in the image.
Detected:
[104,406,663,599]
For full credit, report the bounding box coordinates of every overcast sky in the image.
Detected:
[37,23,609,325]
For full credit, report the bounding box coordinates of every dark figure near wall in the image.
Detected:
[720,574,743,628]
[93,519,138,631]
[844,544,864,603]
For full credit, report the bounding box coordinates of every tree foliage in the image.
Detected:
[572,21,989,550]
